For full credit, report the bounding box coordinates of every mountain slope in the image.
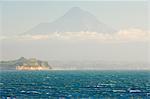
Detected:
[24,7,116,35]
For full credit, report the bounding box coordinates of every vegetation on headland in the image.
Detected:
[0,57,52,70]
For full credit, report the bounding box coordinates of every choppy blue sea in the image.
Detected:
[0,70,150,99]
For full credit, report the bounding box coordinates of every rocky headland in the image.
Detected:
[0,57,52,70]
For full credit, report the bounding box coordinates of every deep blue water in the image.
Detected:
[0,70,150,99]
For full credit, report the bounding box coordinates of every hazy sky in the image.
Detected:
[1,0,148,35]
[0,0,149,64]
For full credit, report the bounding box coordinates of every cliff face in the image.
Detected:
[0,57,52,70]
[16,58,51,70]
[16,66,50,70]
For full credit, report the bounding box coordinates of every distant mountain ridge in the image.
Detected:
[24,7,116,35]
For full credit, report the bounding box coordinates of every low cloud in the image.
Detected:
[1,28,149,43]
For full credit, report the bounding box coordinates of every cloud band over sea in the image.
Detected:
[1,28,149,43]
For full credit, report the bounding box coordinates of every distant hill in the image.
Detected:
[24,7,116,35]
[0,57,52,70]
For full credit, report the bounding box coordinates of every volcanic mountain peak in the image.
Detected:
[24,7,116,35]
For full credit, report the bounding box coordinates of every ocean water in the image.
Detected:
[0,70,150,99]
